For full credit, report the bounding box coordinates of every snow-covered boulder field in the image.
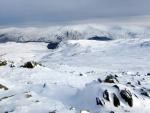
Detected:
[0,24,150,113]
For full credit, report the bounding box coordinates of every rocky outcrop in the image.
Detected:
[103,90,110,101]
[0,84,8,90]
[104,74,119,83]
[49,110,56,113]
[0,60,7,66]
[96,97,105,106]
[113,93,120,107]
[110,111,114,113]
[113,85,120,90]
[140,88,150,98]
[47,42,60,49]
[97,78,102,83]
[120,89,133,107]
[21,61,41,68]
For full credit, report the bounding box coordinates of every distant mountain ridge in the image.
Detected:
[0,24,150,43]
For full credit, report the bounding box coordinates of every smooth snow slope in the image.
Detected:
[0,24,150,113]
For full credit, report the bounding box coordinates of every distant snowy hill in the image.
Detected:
[0,24,150,42]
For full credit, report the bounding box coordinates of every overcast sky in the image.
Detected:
[0,0,150,26]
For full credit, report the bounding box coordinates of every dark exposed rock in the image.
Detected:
[115,74,118,77]
[97,78,102,83]
[113,85,120,90]
[0,84,8,90]
[4,109,15,113]
[134,94,138,98]
[79,73,83,76]
[120,89,133,107]
[126,82,135,87]
[96,97,105,106]
[141,92,149,97]
[21,61,41,68]
[147,73,150,76]
[0,60,7,66]
[35,100,39,103]
[103,90,110,101]
[104,74,119,83]
[130,84,135,88]
[141,88,150,98]
[138,81,141,85]
[110,111,115,113]
[49,110,56,113]
[127,82,131,85]
[88,36,112,41]
[113,93,120,107]
[47,42,59,49]
[0,95,15,101]
[124,110,130,112]
[43,83,46,88]
[10,64,15,68]
[9,62,15,68]
[25,93,32,98]
[135,72,140,76]
[69,106,75,110]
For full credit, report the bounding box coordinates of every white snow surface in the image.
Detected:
[0,24,150,113]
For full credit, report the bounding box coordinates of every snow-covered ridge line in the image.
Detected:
[0,24,150,42]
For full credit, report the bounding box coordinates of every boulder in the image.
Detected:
[21,61,41,68]
[113,85,120,90]
[49,110,56,113]
[104,74,119,83]
[138,81,141,85]
[147,73,150,76]
[97,78,102,83]
[141,88,150,98]
[10,64,15,68]
[47,42,59,49]
[0,60,7,66]
[120,89,133,107]
[113,93,120,107]
[110,111,115,113]
[25,93,32,98]
[126,82,135,87]
[0,84,8,90]
[96,97,105,106]
[103,90,110,101]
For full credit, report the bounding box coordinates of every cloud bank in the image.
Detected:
[0,0,150,25]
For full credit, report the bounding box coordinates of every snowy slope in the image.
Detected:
[0,25,150,113]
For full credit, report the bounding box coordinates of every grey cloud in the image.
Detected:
[0,0,150,26]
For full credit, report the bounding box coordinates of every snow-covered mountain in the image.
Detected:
[0,24,150,42]
[0,24,150,113]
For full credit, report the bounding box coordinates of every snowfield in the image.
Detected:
[0,24,150,113]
